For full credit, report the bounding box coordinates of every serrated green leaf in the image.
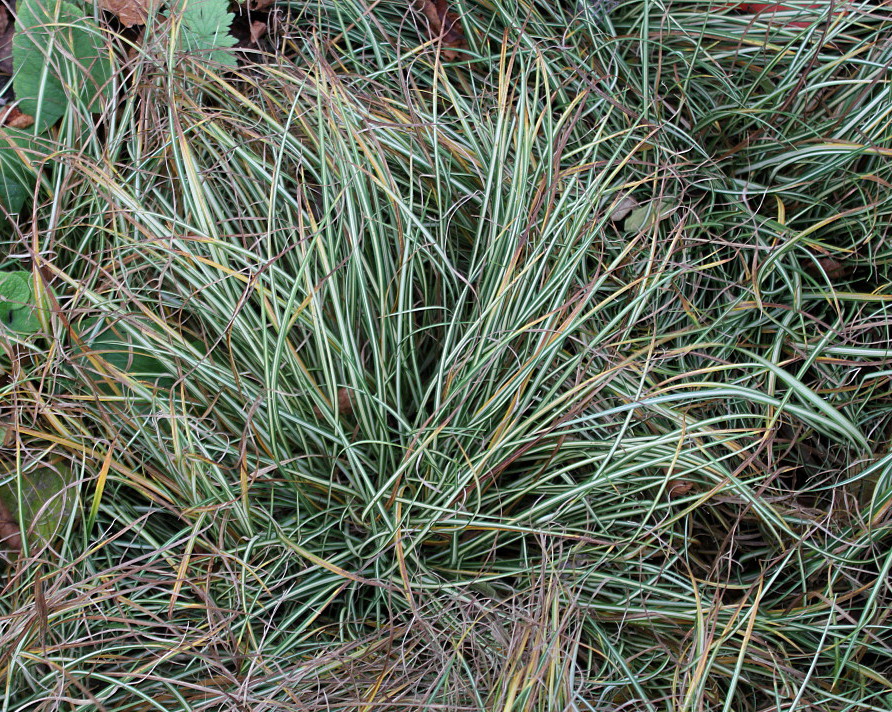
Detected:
[0,461,75,548]
[175,0,237,68]
[12,0,113,133]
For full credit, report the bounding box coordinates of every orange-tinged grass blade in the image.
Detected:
[86,441,115,531]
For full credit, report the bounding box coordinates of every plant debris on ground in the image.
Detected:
[1,0,892,710]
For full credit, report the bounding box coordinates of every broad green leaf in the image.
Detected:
[0,461,75,548]
[0,271,54,334]
[174,0,237,67]
[0,127,53,215]
[0,143,33,214]
[6,307,43,334]
[0,270,41,333]
[0,271,30,306]
[0,173,30,216]
[12,0,113,133]
[89,335,175,387]
[71,318,185,390]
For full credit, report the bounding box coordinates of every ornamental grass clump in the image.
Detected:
[1,0,891,709]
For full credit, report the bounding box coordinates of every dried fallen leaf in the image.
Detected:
[0,494,21,561]
[667,479,694,498]
[249,20,266,44]
[312,387,354,419]
[803,255,850,281]
[246,0,275,9]
[414,0,466,61]
[98,0,155,28]
[126,28,145,61]
[609,195,638,222]
[0,106,35,129]
[0,0,14,75]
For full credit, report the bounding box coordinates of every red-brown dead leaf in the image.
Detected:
[1,418,13,448]
[125,28,145,61]
[0,495,21,561]
[98,0,155,27]
[0,0,15,76]
[803,255,851,281]
[414,0,467,61]
[312,388,354,419]
[0,106,34,129]
[249,20,266,44]
[246,0,276,9]
[667,479,694,498]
